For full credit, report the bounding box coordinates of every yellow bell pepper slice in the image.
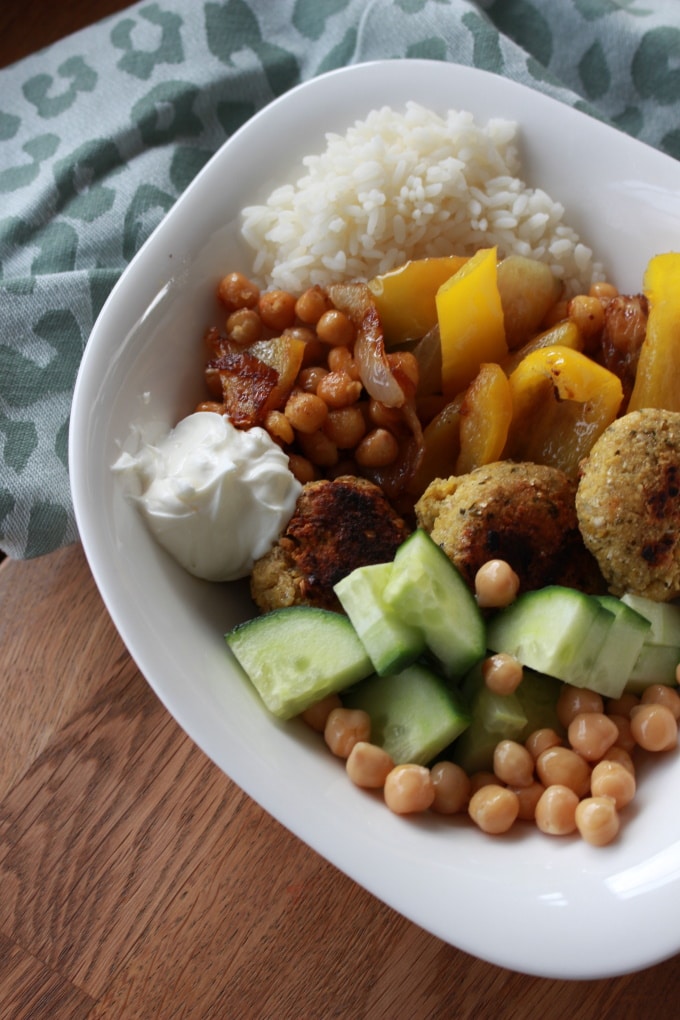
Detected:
[456,363,513,474]
[501,319,583,376]
[368,255,468,346]
[436,246,507,399]
[628,251,680,412]
[504,345,623,475]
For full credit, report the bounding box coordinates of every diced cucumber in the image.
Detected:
[226,606,373,719]
[452,663,563,774]
[343,662,470,765]
[382,529,486,678]
[621,593,680,647]
[625,643,680,693]
[588,595,653,698]
[487,586,615,692]
[334,561,424,675]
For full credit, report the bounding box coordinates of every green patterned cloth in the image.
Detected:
[2,0,680,559]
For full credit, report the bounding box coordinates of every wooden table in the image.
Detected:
[3,3,680,1017]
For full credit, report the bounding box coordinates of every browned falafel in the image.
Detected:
[250,475,411,613]
[416,460,605,595]
[576,408,680,600]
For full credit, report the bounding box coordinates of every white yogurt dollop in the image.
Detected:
[113,411,302,581]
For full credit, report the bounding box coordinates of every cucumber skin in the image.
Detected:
[226,606,373,720]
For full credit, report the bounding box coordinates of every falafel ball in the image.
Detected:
[416,460,606,595]
[576,408,680,600]
[250,475,411,613]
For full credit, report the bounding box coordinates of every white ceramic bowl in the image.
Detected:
[70,60,680,979]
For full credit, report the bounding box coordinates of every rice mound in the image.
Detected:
[240,102,603,296]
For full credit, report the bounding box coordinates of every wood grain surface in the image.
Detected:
[3,542,680,1020]
[4,2,680,1016]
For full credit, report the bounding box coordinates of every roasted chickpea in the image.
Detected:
[258,289,297,331]
[217,271,259,311]
[316,309,355,346]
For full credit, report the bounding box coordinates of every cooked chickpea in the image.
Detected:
[493,740,535,788]
[510,780,545,822]
[300,693,342,733]
[346,742,394,788]
[640,684,680,721]
[264,409,295,445]
[316,309,355,346]
[327,345,361,379]
[567,712,619,762]
[605,692,639,718]
[297,429,339,467]
[431,761,471,814]
[287,453,318,484]
[534,784,579,836]
[535,745,591,797]
[482,652,523,696]
[195,400,224,415]
[298,366,328,393]
[323,406,367,449]
[590,759,636,810]
[468,771,497,795]
[258,289,297,331]
[295,285,331,324]
[217,271,259,310]
[316,371,363,408]
[556,684,604,728]
[474,559,520,609]
[589,280,619,302]
[367,399,404,432]
[525,727,563,760]
[384,764,435,814]
[568,294,605,338]
[603,745,636,776]
[226,307,262,345]
[355,428,400,468]
[468,784,519,835]
[607,713,636,754]
[284,390,328,433]
[575,796,620,847]
[630,703,678,752]
[324,707,371,758]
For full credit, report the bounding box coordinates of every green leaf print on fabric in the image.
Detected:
[123,183,176,261]
[24,502,70,559]
[0,489,15,533]
[216,100,256,136]
[205,0,263,64]
[170,146,214,193]
[462,11,504,73]
[0,134,60,194]
[315,28,357,75]
[22,56,97,119]
[486,0,552,67]
[575,0,653,19]
[0,416,38,474]
[612,104,643,137]
[407,37,448,61]
[55,417,70,471]
[111,3,185,81]
[632,27,680,103]
[0,308,82,407]
[53,139,122,223]
[292,0,350,41]
[31,222,80,275]
[131,81,204,145]
[579,40,611,100]
[0,111,21,140]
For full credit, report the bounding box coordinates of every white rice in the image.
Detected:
[240,102,603,297]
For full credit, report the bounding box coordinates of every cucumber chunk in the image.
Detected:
[590,595,653,698]
[621,593,680,647]
[334,561,424,675]
[382,529,486,678]
[626,643,680,693]
[226,606,373,719]
[343,662,470,765]
[487,586,615,691]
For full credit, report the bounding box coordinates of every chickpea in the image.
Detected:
[630,703,678,752]
[295,285,331,324]
[284,390,328,433]
[287,453,318,484]
[226,307,262,345]
[535,745,591,798]
[355,428,400,468]
[474,560,520,609]
[575,796,620,847]
[568,294,605,338]
[510,780,545,822]
[258,289,297,331]
[640,684,680,721]
[525,727,562,760]
[468,784,519,835]
[603,745,636,777]
[606,713,636,754]
[493,740,535,788]
[431,761,471,814]
[264,409,294,445]
[368,399,404,432]
[300,693,342,733]
[297,429,339,468]
[556,684,604,729]
[195,400,224,415]
[590,759,636,810]
[567,712,619,762]
[298,365,329,393]
[468,771,497,795]
[324,707,371,759]
[316,371,363,408]
[384,764,435,815]
[316,309,355,346]
[589,280,619,302]
[482,653,523,696]
[323,406,367,449]
[605,692,639,718]
[346,742,394,789]
[217,271,259,311]
[534,784,579,836]
[327,345,361,379]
